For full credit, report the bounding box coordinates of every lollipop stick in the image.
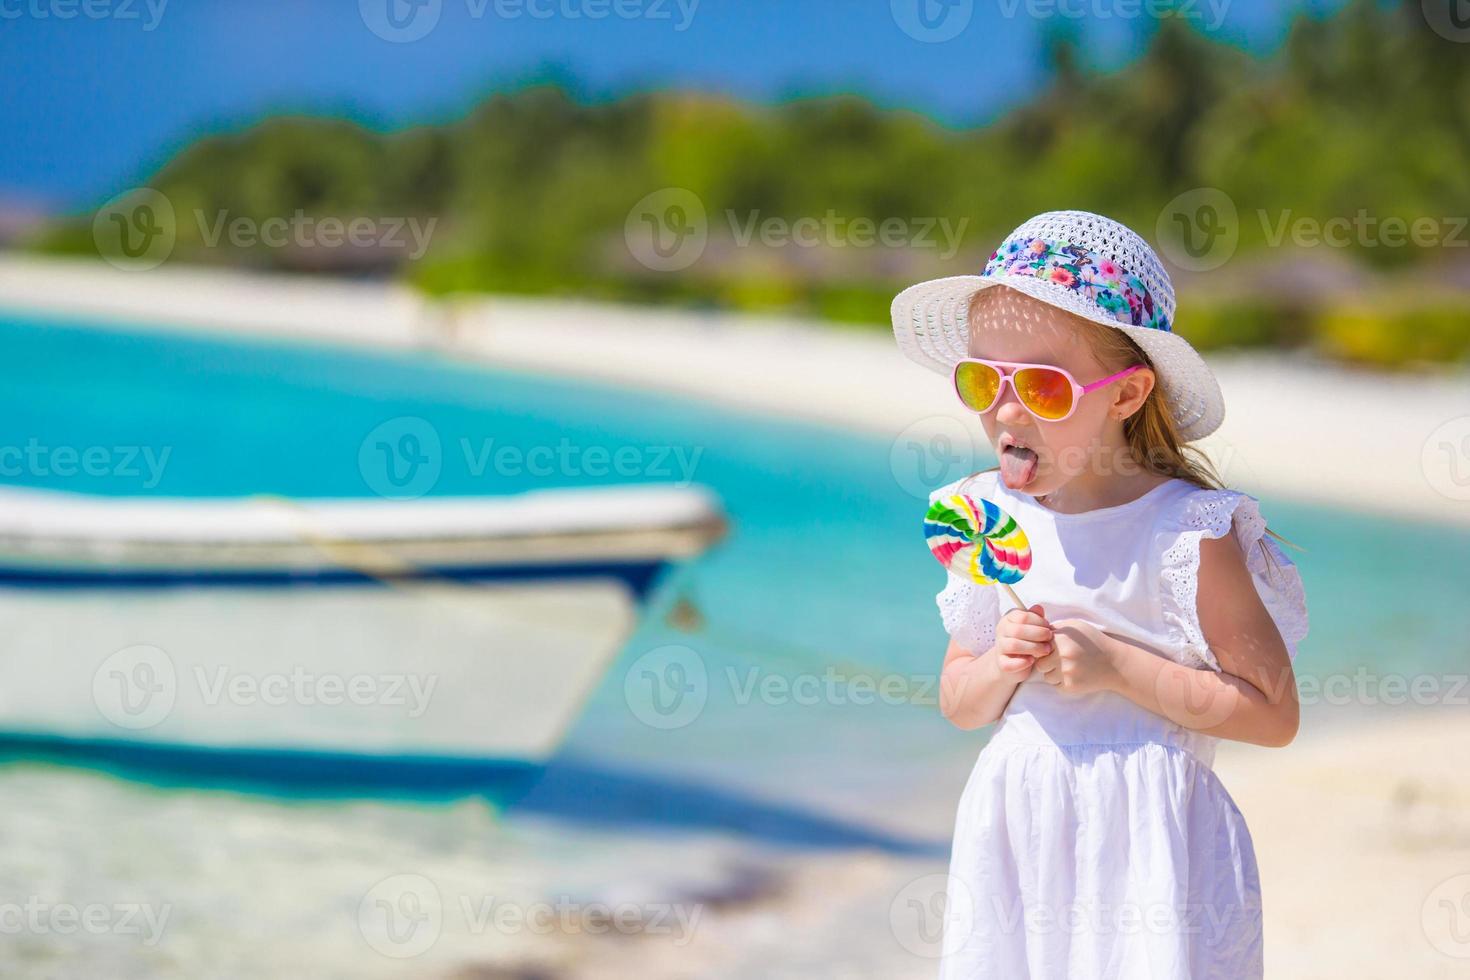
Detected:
[1000,582,1025,612]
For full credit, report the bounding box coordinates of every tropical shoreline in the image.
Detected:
[1,253,1464,529]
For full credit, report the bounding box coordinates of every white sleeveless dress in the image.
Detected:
[932,470,1308,980]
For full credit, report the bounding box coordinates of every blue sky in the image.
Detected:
[3,0,1342,210]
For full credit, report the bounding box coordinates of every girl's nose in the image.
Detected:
[993,385,1032,427]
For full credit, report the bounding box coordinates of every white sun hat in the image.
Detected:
[891,209,1224,442]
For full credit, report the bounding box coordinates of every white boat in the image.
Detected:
[0,484,725,773]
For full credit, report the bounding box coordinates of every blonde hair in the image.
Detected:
[1081,321,1296,562]
[1076,319,1224,491]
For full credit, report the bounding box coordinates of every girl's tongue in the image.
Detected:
[999,444,1039,489]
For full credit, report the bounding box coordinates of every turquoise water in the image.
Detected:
[2,310,1468,818]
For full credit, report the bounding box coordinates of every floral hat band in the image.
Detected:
[982,235,1172,333]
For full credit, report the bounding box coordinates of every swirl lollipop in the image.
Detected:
[924,494,1032,609]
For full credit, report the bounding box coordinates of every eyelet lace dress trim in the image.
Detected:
[1160,490,1309,672]
[937,570,1001,654]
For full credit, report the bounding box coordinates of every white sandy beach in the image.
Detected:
[0,254,1468,978]
[1215,709,1470,980]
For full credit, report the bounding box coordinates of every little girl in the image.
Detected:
[891,211,1308,979]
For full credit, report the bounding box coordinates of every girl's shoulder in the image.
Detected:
[1148,482,1290,590]
[1150,482,1310,668]
[1149,482,1270,546]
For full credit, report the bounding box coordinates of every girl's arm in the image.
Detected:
[1103,531,1299,747]
[939,639,1025,730]
[1033,529,1299,747]
[939,606,1051,730]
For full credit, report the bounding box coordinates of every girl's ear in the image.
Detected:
[1113,366,1155,420]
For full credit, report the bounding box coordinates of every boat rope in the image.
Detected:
[251,494,943,712]
[250,495,582,634]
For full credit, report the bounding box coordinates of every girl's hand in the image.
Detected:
[995,604,1053,678]
[1033,619,1121,695]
